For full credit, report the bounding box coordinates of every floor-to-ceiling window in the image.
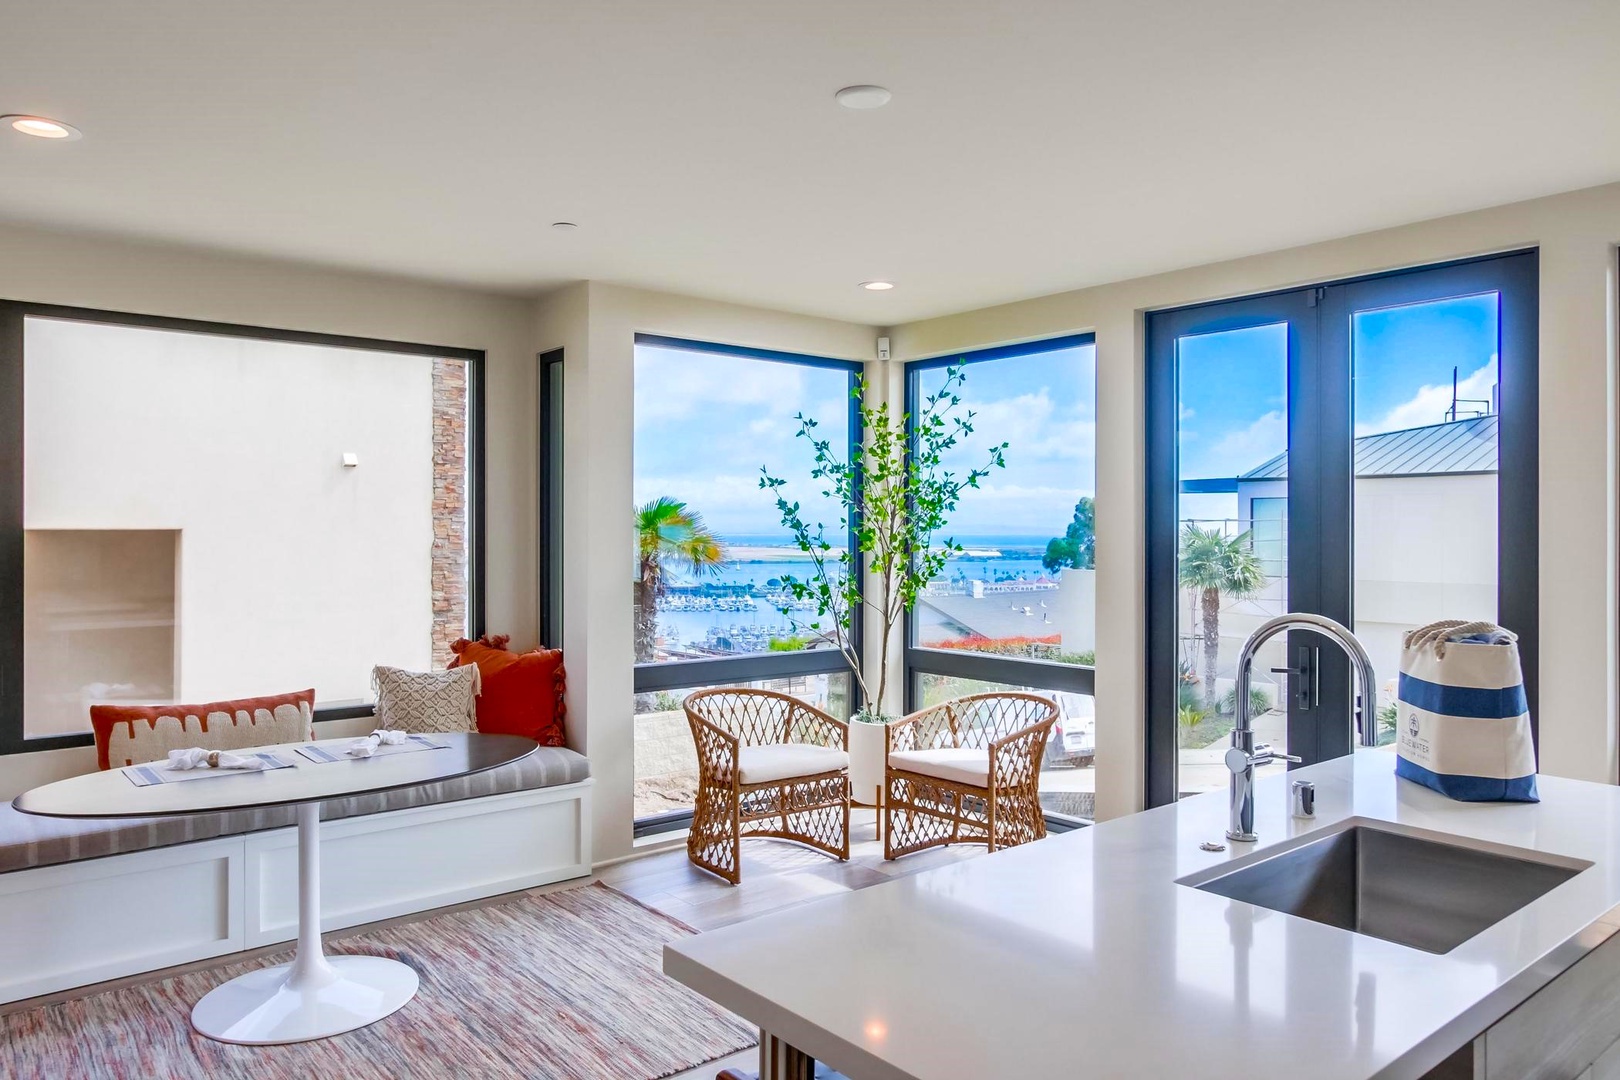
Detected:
[1145,252,1537,805]
[631,335,860,835]
[0,303,484,755]
[904,335,1098,825]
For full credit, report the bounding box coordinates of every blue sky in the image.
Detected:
[634,295,1495,546]
[1178,292,1499,522]
[634,342,1097,544]
[917,344,1096,540]
[634,344,851,540]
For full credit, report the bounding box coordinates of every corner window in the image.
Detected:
[0,304,483,754]
[904,334,1098,824]
[631,334,861,832]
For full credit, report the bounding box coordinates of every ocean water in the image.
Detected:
[653,535,1060,652]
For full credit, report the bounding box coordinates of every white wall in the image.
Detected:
[0,222,535,798]
[23,529,177,738]
[889,180,1620,818]
[24,317,436,710]
[536,281,877,863]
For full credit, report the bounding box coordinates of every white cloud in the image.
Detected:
[1356,359,1496,436]
[634,347,812,426]
[1185,409,1286,480]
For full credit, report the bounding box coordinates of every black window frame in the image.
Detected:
[0,300,487,755]
[538,347,564,650]
[903,333,1099,708]
[1143,251,1539,807]
[631,333,864,835]
[903,335,1097,834]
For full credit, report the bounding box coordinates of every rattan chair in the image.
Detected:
[883,691,1059,860]
[683,688,851,884]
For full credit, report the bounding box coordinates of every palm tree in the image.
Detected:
[634,497,727,664]
[1178,524,1266,710]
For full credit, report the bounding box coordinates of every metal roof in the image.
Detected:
[1239,415,1498,481]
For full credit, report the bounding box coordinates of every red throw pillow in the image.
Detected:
[448,635,567,746]
[90,689,317,770]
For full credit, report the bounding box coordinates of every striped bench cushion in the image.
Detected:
[0,746,590,875]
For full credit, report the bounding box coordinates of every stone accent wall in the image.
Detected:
[430,359,469,667]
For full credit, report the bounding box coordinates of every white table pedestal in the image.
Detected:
[190,801,418,1044]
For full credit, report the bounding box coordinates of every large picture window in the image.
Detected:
[632,334,861,831]
[0,303,484,754]
[904,334,1098,824]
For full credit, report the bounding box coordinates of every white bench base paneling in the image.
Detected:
[245,782,593,947]
[0,778,592,1005]
[0,836,244,1005]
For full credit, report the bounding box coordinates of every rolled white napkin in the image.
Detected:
[166,748,270,771]
[348,729,411,758]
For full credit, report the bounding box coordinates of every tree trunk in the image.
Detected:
[632,568,661,664]
[632,570,662,715]
[1201,586,1222,711]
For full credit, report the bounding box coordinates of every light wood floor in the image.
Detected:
[600,807,983,933]
[604,808,987,1080]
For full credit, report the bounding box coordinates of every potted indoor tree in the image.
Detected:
[760,365,1007,800]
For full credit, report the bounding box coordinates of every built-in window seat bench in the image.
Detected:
[0,747,593,1005]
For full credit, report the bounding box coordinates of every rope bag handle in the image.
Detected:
[1403,619,1515,659]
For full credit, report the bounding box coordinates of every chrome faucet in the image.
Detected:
[1226,613,1377,842]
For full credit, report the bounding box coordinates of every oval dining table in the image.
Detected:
[12,731,536,1045]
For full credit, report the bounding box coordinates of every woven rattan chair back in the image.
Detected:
[884,691,1058,860]
[681,688,850,884]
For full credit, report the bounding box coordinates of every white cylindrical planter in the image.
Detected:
[848,719,889,806]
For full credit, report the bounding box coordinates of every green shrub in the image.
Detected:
[1219,685,1276,719]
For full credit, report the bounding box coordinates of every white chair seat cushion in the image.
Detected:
[889,747,991,787]
[736,744,849,785]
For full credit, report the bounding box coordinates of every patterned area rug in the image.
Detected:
[1,882,755,1080]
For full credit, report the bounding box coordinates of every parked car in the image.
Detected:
[1044,693,1096,768]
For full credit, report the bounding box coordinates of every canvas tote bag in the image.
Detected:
[1394,619,1537,802]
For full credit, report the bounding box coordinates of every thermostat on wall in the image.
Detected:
[342,453,359,468]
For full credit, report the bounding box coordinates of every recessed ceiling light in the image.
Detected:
[859,281,895,291]
[550,221,578,231]
[3,115,82,140]
[835,85,891,110]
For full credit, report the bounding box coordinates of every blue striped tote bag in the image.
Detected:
[1394,620,1537,802]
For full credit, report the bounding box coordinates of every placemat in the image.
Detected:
[123,752,294,787]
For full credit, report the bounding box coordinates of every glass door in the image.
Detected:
[1147,289,1348,803]
[1147,253,1538,807]
[1328,256,1540,752]
[1172,319,1293,796]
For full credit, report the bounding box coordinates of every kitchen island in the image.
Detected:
[664,752,1620,1079]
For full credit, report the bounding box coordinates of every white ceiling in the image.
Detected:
[4,0,1619,324]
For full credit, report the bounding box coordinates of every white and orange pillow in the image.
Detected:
[90,689,316,770]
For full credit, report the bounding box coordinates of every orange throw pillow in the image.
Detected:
[90,689,317,770]
[448,635,567,746]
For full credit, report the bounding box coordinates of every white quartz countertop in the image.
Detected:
[664,752,1620,1080]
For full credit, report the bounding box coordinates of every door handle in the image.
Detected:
[1270,646,1318,710]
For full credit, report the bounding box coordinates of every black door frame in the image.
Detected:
[1145,251,1539,807]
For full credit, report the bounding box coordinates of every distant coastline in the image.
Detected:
[714,535,1048,565]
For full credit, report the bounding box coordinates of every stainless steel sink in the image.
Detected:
[1180,820,1591,954]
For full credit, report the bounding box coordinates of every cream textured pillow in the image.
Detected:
[371,665,480,734]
